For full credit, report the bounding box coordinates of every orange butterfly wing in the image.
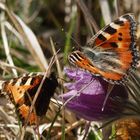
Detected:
[3,73,58,125]
[69,14,139,83]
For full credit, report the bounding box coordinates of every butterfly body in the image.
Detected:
[1,72,58,125]
[69,14,139,84]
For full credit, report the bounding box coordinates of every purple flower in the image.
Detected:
[60,68,128,121]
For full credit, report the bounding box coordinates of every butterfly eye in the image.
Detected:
[119,32,122,36]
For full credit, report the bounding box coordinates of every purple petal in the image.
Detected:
[61,68,128,121]
[64,67,92,81]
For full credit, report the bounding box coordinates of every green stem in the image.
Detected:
[64,13,77,64]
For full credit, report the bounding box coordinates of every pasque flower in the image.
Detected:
[60,68,129,122]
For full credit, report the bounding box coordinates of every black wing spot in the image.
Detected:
[98,34,107,41]
[21,77,28,85]
[10,79,17,86]
[118,37,122,41]
[114,20,124,26]
[19,90,23,94]
[104,26,117,35]
[110,42,118,48]
[119,32,122,36]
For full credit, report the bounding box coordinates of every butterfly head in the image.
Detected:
[49,72,59,88]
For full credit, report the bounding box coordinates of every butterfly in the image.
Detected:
[68,13,139,84]
[1,72,58,125]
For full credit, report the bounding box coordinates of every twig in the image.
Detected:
[50,37,63,79]
[0,12,18,76]
[99,0,112,24]
[25,52,59,127]
[51,119,86,139]
[0,60,27,73]
[76,0,99,33]
[114,0,120,17]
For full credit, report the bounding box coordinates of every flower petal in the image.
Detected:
[61,68,128,121]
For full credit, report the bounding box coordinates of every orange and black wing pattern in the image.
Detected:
[69,14,139,84]
[2,72,58,125]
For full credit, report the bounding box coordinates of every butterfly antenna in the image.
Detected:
[102,84,114,111]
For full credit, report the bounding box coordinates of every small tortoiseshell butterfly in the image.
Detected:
[1,72,58,125]
[69,13,139,84]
